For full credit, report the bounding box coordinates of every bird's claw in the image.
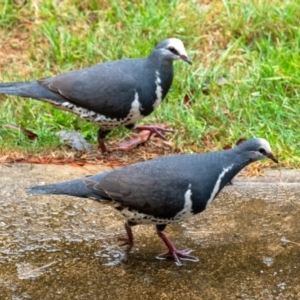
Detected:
[156,248,199,266]
[117,234,134,255]
[134,125,176,141]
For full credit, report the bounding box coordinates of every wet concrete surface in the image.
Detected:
[1,163,300,299]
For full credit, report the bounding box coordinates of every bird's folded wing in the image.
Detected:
[93,167,191,219]
[38,64,137,118]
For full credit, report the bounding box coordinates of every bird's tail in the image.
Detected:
[27,172,109,200]
[0,81,62,103]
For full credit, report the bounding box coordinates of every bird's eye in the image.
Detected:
[168,46,178,55]
[258,147,267,155]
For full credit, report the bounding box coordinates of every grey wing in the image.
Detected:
[38,63,138,119]
[92,166,191,219]
[83,178,112,200]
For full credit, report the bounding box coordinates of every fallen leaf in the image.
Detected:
[182,89,195,108]
[183,94,192,108]
[223,137,247,150]
[236,138,247,145]
[4,124,38,140]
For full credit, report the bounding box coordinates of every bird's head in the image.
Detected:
[236,138,278,163]
[155,38,192,65]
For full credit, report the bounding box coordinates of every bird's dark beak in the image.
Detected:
[267,152,278,163]
[180,55,192,65]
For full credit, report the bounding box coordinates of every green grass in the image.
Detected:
[0,0,299,165]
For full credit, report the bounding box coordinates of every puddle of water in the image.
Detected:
[263,257,274,266]
[94,246,126,266]
[16,261,57,280]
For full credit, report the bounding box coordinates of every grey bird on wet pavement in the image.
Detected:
[28,138,278,266]
[0,38,191,153]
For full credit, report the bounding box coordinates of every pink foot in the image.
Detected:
[134,125,175,141]
[156,248,199,266]
[156,229,199,266]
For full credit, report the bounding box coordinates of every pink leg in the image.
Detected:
[156,228,199,266]
[134,125,175,141]
[97,129,110,154]
[118,222,134,254]
[98,140,108,154]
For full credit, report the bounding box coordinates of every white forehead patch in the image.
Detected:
[256,138,272,152]
[166,38,188,57]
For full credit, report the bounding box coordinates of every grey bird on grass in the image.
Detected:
[0,38,191,153]
[28,138,278,266]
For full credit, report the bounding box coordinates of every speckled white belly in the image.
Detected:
[120,184,194,225]
[49,92,144,130]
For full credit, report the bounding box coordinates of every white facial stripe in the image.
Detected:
[206,165,233,208]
